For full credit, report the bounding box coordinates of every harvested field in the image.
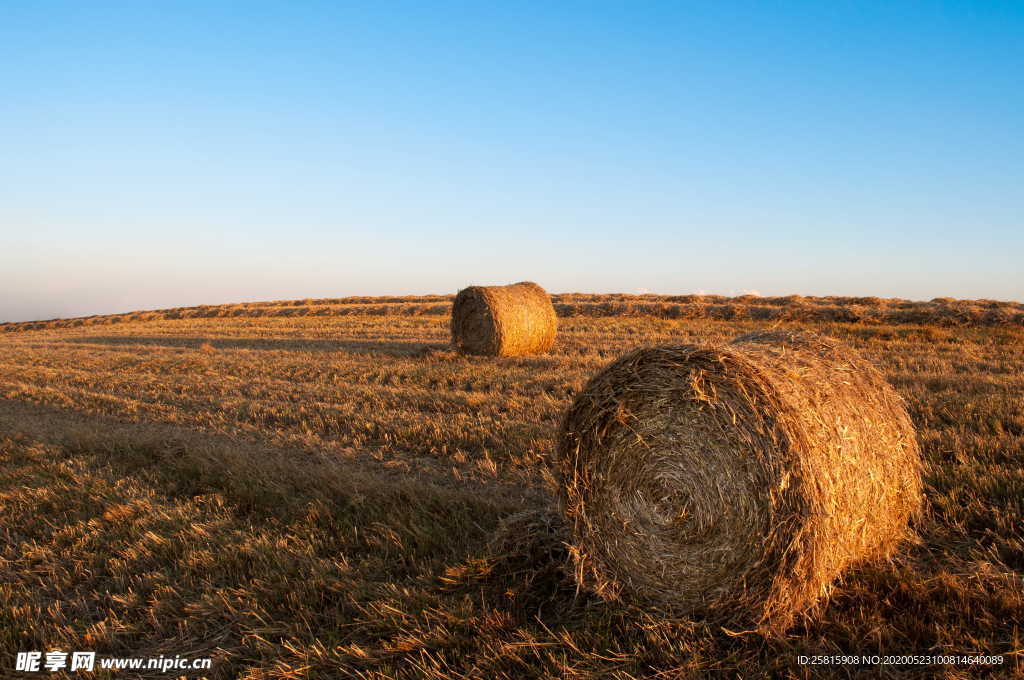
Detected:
[1,295,1022,678]
[3,293,1022,334]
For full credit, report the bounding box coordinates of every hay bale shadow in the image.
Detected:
[440,508,590,618]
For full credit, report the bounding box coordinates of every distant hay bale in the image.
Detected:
[555,330,923,632]
[451,281,557,356]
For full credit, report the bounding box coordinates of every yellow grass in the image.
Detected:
[1,296,1022,678]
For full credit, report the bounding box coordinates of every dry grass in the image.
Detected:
[3,293,1022,334]
[0,295,1022,678]
[450,282,557,356]
[557,330,923,633]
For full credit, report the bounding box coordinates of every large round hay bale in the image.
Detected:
[556,330,923,632]
[451,281,557,356]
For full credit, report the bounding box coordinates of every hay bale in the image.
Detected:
[555,330,923,632]
[451,281,557,356]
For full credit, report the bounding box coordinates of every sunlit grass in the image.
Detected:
[1,297,1022,678]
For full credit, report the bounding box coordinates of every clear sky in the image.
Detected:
[2,1,1021,322]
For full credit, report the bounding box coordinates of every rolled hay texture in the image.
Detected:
[556,330,923,632]
[451,282,557,356]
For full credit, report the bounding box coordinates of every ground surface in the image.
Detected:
[1,295,1022,678]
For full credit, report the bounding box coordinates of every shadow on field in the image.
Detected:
[0,397,525,573]
[61,335,449,356]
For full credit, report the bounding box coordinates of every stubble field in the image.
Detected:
[1,294,1022,678]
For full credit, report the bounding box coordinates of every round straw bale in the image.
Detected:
[555,330,922,632]
[451,281,557,356]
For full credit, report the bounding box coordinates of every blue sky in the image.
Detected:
[2,1,1021,321]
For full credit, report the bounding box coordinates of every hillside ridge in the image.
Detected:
[4,293,1023,332]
